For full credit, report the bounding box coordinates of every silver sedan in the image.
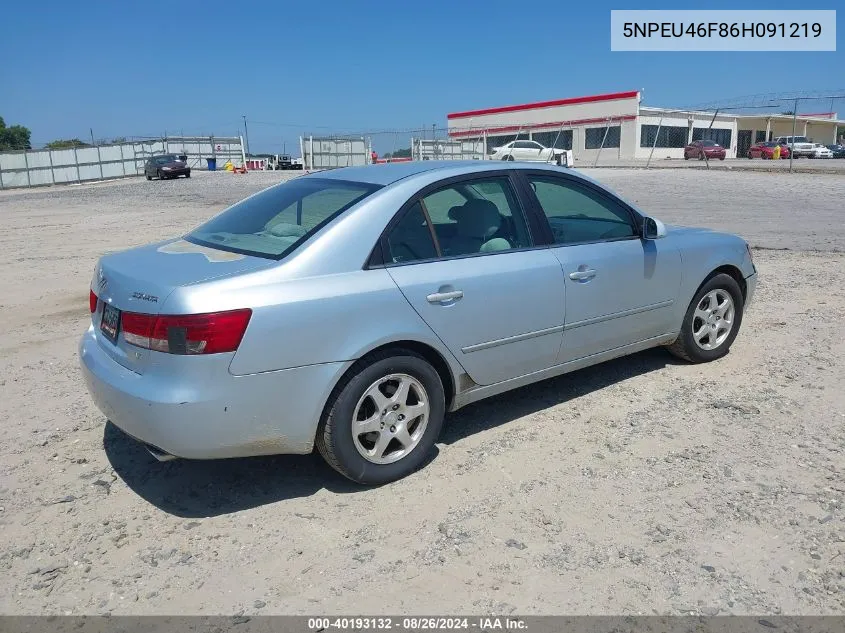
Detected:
[80,161,757,484]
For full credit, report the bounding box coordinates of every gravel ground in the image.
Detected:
[1,169,844,616]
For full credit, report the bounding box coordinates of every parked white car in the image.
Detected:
[809,143,833,159]
[490,140,567,164]
[773,135,815,158]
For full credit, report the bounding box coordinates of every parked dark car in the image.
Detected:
[826,144,845,158]
[144,155,191,180]
[747,142,790,160]
[684,139,726,161]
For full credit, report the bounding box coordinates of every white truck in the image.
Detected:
[773,135,815,158]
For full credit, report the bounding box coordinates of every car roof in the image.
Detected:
[303,160,588,186]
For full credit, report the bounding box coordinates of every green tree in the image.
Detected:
[0,116,32,151]
[44,139,91,149]
[384,147,412,159]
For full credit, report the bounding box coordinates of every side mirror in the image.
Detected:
[642,216,667,240]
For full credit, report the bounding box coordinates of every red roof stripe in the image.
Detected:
[798,112,835,117]
[447,90,640,120]
[448,115,637,138]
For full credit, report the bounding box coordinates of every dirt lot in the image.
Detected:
[1,169,844,616]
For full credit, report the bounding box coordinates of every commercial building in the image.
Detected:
[446,90,844,160]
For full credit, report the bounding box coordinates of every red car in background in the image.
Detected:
[684,139,726,160]
[747,142,790,159]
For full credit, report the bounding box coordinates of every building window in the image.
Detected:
[585,126,621,149]
[755,130,767,143]
[486,133,528,154]
[639,125,688,148]
[692,127,732,148]
[532,130,573,150]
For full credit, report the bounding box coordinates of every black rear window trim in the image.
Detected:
[185,178,383,261]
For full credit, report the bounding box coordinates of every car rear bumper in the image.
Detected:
[79,326,350,459]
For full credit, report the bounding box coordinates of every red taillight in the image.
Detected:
[121,309,252,355]
[89,290,98,313]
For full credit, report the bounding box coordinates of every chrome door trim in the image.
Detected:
[450,332,678,411]
[563,299,674,331]
[460,324,565,354]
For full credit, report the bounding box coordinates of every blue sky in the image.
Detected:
[1,0,841,154]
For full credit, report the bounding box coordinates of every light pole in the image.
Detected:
[242,115,250,156]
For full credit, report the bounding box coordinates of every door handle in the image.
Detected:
[569,268,597,281]
[426,290,464,304]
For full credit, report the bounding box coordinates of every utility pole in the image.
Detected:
[242,115,250,156]
[90,128,95,146]
[790,98,798,174]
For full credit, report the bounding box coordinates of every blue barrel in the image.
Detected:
[206,157,217,171]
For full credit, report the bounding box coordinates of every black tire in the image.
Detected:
[747,152,752,159]
[146,174,152,180]
[698,152,704,161]
[185,171,191,178]
[666,273,744,363]
[157,170,165,180]
[684,154,689,160]
[315,349,445,485]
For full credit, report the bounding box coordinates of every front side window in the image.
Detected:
[527,176,636,245]
[187,177,381,259]
[384,177,532,263]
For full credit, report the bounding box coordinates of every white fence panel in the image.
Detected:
[0,153,27,170]
[301,136,370,169]
[1,171,27,187]
[29,167,53,186]
[53,166,78,184]
[27,151,52,168]
[412,138,485,161]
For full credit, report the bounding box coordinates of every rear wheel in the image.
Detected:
[503,155,515,161]
[315,350,445,485]
[146,174,152,180]
[185,171,191,178]
[698,152,705,161]
[666,273,744,363]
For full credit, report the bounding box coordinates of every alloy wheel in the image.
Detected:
[692,289,735,351]
[351,373,430,464]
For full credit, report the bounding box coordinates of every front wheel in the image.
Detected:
[185,171,191,178]
[666,273,744,363]
[315,350,445,485]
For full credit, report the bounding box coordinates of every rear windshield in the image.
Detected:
[700,140,718,146]
[186,177,381,259]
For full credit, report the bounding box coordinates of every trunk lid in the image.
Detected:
[91,238,274,374]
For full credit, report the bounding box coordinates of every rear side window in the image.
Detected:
[527,176,636,245]
[187,178,381,259]
[386,202,438,264]
[384,177,532,263]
